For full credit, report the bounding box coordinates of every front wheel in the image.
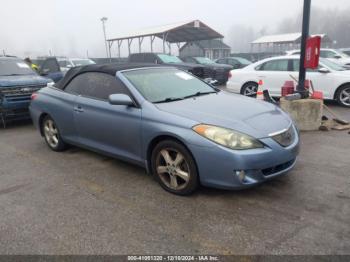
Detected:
[42,115,67,151]
[241,82,258,97]
[336,85,350,107]
[151,140,199,195]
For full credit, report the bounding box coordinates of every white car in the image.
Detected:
[286,48,350,67]
[57,57,95,72]
[226,55,350,107]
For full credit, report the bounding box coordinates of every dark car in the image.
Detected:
[0,56,52,126]
[128,53,212,80]
[216,57,252,69]
[182,56,233,85]
[33,57,65,83]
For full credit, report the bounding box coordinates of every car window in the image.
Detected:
[143,54,157,63]
[58,60,67,67]
[41,58,60,73]
[291,59,318,72]
[320,50,336,58]
[257,59,289,71]
[216,59,226,64]
[0,59,36,76]
[64,72,128,100]
[123,68,215,103]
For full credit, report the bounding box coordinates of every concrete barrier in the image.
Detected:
[280,98,323,131]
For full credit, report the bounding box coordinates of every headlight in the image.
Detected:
[193,124,263,150]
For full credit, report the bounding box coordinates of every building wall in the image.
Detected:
[179,43,204,57]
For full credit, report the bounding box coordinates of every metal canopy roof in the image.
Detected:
[107,20,224,43]
[251,33,331,44]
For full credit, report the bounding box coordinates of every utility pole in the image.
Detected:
[297,0,311,98]
[101,17,109,58]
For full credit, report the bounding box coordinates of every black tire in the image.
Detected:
[241,82,258,97]
[41,115,67,152]
[335,85,350,107]
[151,140,199,195]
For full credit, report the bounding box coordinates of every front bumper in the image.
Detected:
[187,128,300,190]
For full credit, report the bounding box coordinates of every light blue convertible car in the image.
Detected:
[29,63,299,195]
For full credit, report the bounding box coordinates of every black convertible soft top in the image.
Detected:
[56,63,166,90]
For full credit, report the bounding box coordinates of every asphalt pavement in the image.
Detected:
[0,101,349,255]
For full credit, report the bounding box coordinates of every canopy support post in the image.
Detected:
[138,37,144,53]
[150,36,156,53]
[117,40,122,58]
[128,39,133,56]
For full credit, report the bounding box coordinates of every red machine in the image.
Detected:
[304,36,321,69]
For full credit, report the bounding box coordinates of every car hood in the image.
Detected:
[0,74,51,88]
[155,92,292,138]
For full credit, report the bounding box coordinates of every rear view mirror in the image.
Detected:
[318,68,330,74]
[108,94,135,106]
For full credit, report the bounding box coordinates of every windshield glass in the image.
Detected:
[320,58,347,71]
[232,57,252,65]
[123,68,216,103]
[71,59,95,66]
[195,57,216,65]
[0,59,36,76]
[337,50,349,58]
[157,54,183,64]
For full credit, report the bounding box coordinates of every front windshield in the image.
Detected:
[123,68,216,103]
[195,57,216,65]
[157,54,183,64]
[337,50,349,58]
[320,58,347,71]
[72,59,95,66]
[0,59,36,76]
[232,57,252,65]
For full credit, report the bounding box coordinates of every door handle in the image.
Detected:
[74,106,84,113]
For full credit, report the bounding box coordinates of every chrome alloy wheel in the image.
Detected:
[243,84,258,97]
[339,86,350,106]
[44,119,59,148]
[155,148,190,190]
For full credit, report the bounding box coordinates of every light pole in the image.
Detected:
[297,0,311,98]
[101,17,109,58]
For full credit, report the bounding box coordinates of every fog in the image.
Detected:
[1,0,349,58]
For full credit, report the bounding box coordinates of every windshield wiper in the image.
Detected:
[183,91,217,99]
[154,97,184,103]
[3,74,27,76]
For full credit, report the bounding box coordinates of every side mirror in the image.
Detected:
[334,55,342,59]
[318,67,330,74]
[108,94,135,106]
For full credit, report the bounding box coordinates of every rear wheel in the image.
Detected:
[336,85,350,107]
[42,115,67,151]
[151,140,199,195]
[241,82,258,97]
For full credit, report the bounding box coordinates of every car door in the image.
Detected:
[255,59,290,96]
[73,72,142,164]
[291,59,334,99]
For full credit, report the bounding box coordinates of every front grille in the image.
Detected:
[271,125,295,147]
[262,159,295,176]
[0,84,45,102]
